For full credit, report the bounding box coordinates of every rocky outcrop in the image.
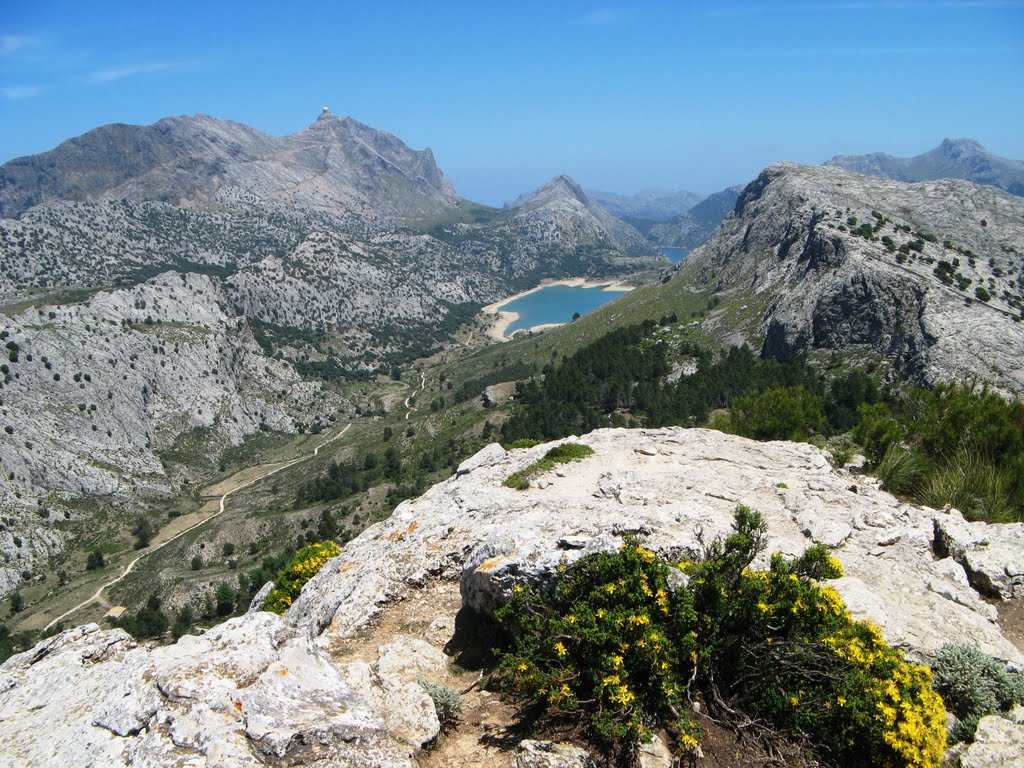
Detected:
[934,514,1024,599]
[287,428,1023,667]
[0,616,443,767]
[504,175,653,256]
[513,740,597,768]
[677,163,1024,393]
[3,428,1024,764]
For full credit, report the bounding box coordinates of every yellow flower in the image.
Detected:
[610,685,635,706]
[554,641,567,657]
[679,734,699,751]
[566,614,576,624]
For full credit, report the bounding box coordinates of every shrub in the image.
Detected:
[86,549,105,570]
[731,386,826,441]
[932,643,1024,743]
[417,677,463,730]
[502,443,595,490]
[262,540,341,613]
[495,507,946,766]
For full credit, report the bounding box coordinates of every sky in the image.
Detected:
[1,1,1023,206]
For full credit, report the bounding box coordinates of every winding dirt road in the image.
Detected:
[44,423,351,631]
[404,370,426,420]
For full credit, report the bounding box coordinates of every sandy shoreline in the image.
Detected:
[480,278,635,342]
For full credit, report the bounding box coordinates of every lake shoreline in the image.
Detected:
[481,277,635,342]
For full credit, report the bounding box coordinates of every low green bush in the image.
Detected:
[932,643,1024,743]
[502,443,595,490]
[262,540,341,613]
[494,507,946,766]
[417,677,464,730]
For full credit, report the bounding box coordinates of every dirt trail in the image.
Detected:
[44,423,351,631]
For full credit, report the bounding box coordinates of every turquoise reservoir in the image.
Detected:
[501,284,629,336]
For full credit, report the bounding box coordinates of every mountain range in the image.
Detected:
[0,111,659,588]
[4,116,1024,592]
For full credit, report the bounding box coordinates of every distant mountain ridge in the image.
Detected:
[825,138,1024,197]
[584,187,702,221]
[0,110,459,219]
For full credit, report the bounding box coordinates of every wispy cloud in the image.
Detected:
[0,85,44,100]
[88,60,189,83]
[572,8,637,25]
[1,35,42,56]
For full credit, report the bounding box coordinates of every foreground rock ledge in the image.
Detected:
[2,428,1022,766]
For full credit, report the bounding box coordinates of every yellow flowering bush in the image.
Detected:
[262,540,341,614]
[494,506,946,766]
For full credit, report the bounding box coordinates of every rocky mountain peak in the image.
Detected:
[938,137,986,158]
[517,174,590,209]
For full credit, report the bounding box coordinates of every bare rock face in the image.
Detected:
[505,175,653,257]
[678,163,1024,394]
[0,112,458,219]
[4,427,1024,765]
[0,271,337,584]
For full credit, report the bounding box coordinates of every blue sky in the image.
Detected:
[2,1,1022,205]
